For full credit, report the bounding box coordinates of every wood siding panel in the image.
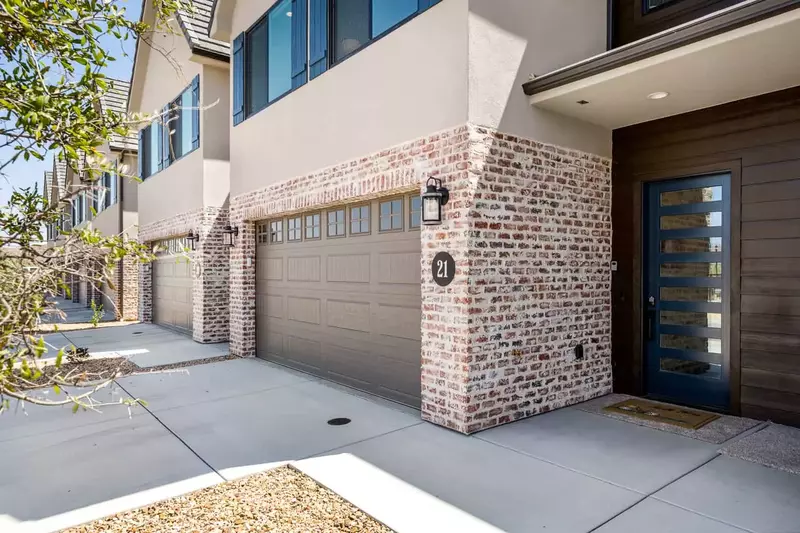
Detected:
[742,349,800,375]
[742,200,800,222]
[613,86,800,425]
[742,277,800,296]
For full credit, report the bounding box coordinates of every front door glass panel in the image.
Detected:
[645,174,730,409]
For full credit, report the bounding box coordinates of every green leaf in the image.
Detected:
[54,385,61,395]
[55,348,64,368]
[72,403,79,414]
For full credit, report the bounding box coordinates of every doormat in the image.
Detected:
[603,398,720,430]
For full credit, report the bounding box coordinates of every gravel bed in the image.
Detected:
[140,354,238,373]
[63,466,393,533]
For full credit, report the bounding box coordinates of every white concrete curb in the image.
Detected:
[293,454,505,533]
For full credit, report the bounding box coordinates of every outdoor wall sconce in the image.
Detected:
[222,225,239,247]
[422,177,450,225]
[186,230,200,251]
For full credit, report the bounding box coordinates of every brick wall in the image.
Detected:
[227,123,612,434]
[139,207,230,343]
[420,125,613,433]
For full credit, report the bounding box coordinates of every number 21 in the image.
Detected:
[437,260,448,278]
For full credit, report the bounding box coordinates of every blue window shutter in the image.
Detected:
[160,105,170,169]
[232,33,245,125]
[309,0,328,79]
[137,129,144,178]
[191,75,200,149]
[291,0,308,89]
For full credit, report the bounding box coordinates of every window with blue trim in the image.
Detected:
[138,75,200,180]
[235,0,442,123]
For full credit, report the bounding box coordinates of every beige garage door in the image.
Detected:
[256,194,422,407]
[153,237,193,335]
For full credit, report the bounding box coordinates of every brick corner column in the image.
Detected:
[139,245,153,324]
[120,255,139,321]
[228,201,256,357]
[419,124,476,434]
[192,207,231,344]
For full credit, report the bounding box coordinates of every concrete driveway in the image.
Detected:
[2,324,800,533]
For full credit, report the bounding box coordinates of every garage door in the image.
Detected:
[256,194,422,407]
[153,237,193,335]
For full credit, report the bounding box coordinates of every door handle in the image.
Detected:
[647,310,655,341]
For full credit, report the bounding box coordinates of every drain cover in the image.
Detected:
[327,418,351,426]
[132,331,143,335]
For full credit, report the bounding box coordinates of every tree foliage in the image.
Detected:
[0,0,186,412]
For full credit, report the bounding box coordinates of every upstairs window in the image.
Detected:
[234,0,442,123]
[643,0,683,13]
[138,76,200,179]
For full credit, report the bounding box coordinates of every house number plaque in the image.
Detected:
[432,252,456,287]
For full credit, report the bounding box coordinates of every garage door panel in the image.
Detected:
[287,256,321,282]
[327,254,370,283]
[376,304,421,341]
[264,257,283,280]
[326,300,371,333]
[284,335,324,370]
[153,245,193,336]
[378,252,421,285]
[286,296,321,325]
[256,196,421,407]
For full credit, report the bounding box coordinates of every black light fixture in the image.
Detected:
[186,230,200,251]
[222,225,239,247]
[422,177,449,226]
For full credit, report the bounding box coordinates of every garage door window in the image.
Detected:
[270,220,283,243]
[257,223,270,244]
[409,195,421,229]
[287,216,302,242]
[305,213,321,240]
[328,209,346,238]
[379,199,403,232]
[350,205,370,235]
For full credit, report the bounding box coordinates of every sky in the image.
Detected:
[0,0,143,208]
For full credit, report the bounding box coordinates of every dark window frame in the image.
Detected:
[327,208,346,238]
[642,0,685,14]
[269,219,284,243]
[349,203,371,236]
[139,76,200,180]
[237,0,442,124]
[287,216,303,242]
[304,212,322,240]
[378,196,404,233]
[408,194,421,230]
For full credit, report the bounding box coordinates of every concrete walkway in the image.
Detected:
[1,324,799,533]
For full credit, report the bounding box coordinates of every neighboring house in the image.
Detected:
[130,0,798,433]
[52,78,140,319]
[129,0,231,341]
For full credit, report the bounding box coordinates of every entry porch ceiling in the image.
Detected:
[526,2,800,129]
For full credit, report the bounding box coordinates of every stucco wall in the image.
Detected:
[229,0,469,198]
[133,17,228,227]
[468,0,612,157]
[120,152,139,238]
[92,203,120,236]
[202,64,231,208]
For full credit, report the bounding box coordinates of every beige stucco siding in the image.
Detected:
[230,0,469,198]
[134,19,230,226]
[92,203,120,236]
[120,153,139,238]
[468,0,612,156]
[202,65,231,208]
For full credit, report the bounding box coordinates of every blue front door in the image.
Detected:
[644,174,730,410]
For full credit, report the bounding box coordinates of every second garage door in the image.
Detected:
[256,194,422,407]
[153,237,193,335]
